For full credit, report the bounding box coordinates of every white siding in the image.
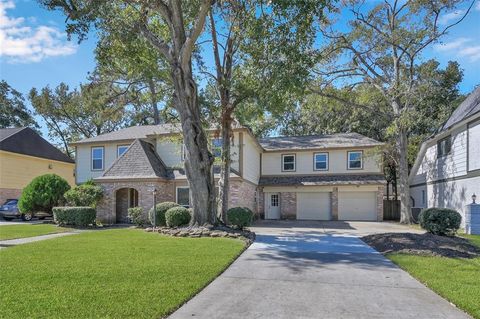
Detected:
[261,148,381,175]
[468,118,480,171]
[242,133,261,184]
[76,143,127,183]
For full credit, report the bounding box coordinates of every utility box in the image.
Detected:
[465,203,480,235]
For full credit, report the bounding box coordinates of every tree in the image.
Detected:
[18,174,71,214]
[38,0,219,225]
[29,82,128,157]
[0,80,38,129]
[313,0,474,223]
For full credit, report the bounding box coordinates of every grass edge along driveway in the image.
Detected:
[0,228,246,319]
[0,224,73,240]
[387,234,480,319]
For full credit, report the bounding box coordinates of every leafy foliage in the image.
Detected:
[227,207,254,229]
[53,206,96,227]
[64,180,103,207]
[165,206,191,228]
[128,207,148,227]
[419,208,462,236]
[0,80,38,129]
[18,174,71,213]
[149,202,180,227]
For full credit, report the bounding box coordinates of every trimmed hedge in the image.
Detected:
[53,207,96,227]
[227,207,254,229]
[419,207,462,236]
[64,180,103,207]
[19,174,71,213]
[128,207,147,227]
[165,206,191,227]
[149,202,179,226]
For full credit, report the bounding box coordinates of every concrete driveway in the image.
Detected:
[169,221,470,319]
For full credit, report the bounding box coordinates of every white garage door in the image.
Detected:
[338,191,377,221]
[297,192,331,220]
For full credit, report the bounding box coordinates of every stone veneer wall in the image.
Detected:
[0,188,22,204]
[96,180,174,224]
[228,179,258,213]
[280,192,296,219]
[377,186,384,221]
[331,187,338,221]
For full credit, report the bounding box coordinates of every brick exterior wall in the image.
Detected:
[257,187,265,219]
[377,186,384,221]
[228,179,258,213]
[0,188,22,204]
[331,187,338,221]
[280,192,296,219]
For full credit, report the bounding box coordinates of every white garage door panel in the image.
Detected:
[338,192,377,221]
[297,192,331,220]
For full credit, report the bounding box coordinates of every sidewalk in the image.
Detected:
[0,231,81,249]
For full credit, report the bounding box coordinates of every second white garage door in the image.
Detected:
[338,191,377,221]
[297,192,331,220]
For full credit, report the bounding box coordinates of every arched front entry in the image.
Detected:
[115,188,139,223]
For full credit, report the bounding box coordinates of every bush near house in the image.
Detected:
[149,202,179,226]
[227,207,254,229]
[53,207,96,227]
[64,180,103,207]
[165,206,191,227]
[18,174,71,214]
[419,208,462,236]
[128,207,148,227]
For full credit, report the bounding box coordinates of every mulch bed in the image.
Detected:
[362,232,480,258]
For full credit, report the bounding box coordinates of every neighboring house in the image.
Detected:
[72,124,386,224]
[0,127,75,204]
[409,87,480,224]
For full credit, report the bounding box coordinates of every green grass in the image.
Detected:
[388,234,480,319]
[0,224,72,240]
[0,228,245,319]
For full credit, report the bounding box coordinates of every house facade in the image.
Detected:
[0,127,75,204]
[72,124,386,224]
[409,87,480,224]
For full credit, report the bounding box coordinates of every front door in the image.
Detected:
[265,193,280,219]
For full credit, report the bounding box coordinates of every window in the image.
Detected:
[421,190,426,206]
[117,145,129,157]
[437,136,452,158]
[181,144,187,161]
[314,152,329,171]
[282,154,296,171]
[211,138,222,158]
[91,147,104,170]
[347,151,363,169]
[271,194,279,207]
[176,187,190,207]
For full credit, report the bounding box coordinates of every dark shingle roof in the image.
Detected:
[259,174,386,186]
[440,86,480,132]
[98,139,173,179]
[259,133,383,151]
[0,127,74,163]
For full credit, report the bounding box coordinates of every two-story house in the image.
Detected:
[72,124,385,224]
[409,87,480,224]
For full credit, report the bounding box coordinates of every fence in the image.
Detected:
[383,200,400,220]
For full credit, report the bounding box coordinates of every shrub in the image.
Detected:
[19,174,71,213]
[128,207,147,227]
[419,208,462,236]
[64,181,103,207]
[227,207,254,229]
[149,202,179,226]
[53,207,96,227]
[165,206,191,227]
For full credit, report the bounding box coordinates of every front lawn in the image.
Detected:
[0,224,72,240]
[0,229,245,318]
[388,234,480,319]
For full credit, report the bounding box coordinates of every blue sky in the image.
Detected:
[1,0,480,141]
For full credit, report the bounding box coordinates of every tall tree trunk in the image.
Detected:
[218,110,233,223]
[148,78,160,125]
[397,128,412,224]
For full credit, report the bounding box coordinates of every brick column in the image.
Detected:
[377,186,384,221]
[331,187,338,221]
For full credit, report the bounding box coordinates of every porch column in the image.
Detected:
[331,187,338,221]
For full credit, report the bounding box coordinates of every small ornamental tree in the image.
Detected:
[18,174,71,213]
[64,180,103,207]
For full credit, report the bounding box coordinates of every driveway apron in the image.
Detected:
[169,223,470,319]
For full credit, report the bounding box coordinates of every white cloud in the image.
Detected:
[476,1,480,11]
[0,0,77,63]
[434,38,480,62]
[438,10,465,25]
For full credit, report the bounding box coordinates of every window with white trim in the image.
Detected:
[437,136,452,158]
[347,151,363,169]
[314,152,328,170]
[176,187,190,207]
[117,145,129,157]
[282,154,296,171]
[91,147,104,170]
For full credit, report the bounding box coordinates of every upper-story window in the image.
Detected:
[117,145,129,157]
[282,154,296,171]
[314,152,329,171]
[347,151,363,170]
[437,135,452,158]
[91,147,104,171]
[212,138,222,158]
